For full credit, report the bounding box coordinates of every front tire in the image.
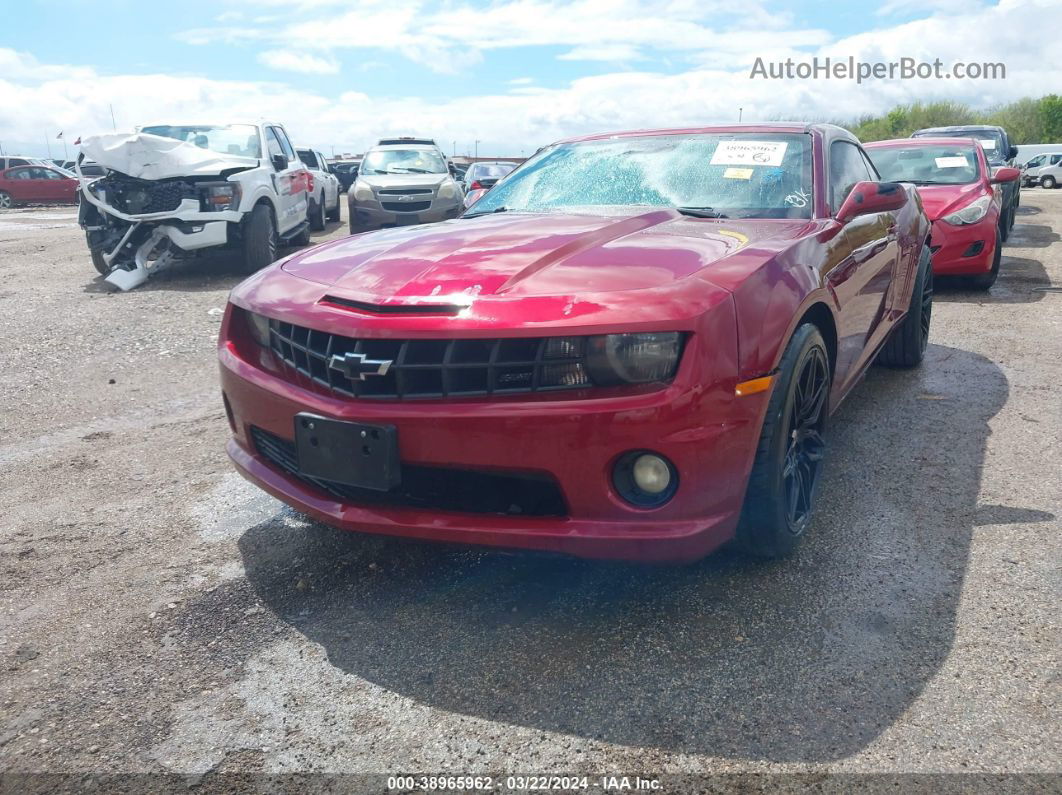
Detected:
[736,324,830,558]
[88,235,109,275]
[0,190,13,209]
[877,243,932,367]
[327,192,341,222]
[238,203,277,274]
[969,228,1002,291]
[1042,175,1058,189]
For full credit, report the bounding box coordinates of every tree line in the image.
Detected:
[841,95,1062,144]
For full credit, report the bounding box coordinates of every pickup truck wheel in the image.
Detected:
[326,193,341,222]
[0,191,13,209]
[88,235,110,275]
[970,229,1002,290]
[309,194,326,231]
[239,204,278,274]
[1042,175,1058,189]
[735,324,830,558]
[877,243,932,367]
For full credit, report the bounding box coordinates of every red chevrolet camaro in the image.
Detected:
[219,124,932,563]
[865,137,1020,289]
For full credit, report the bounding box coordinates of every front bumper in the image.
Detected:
[348,197,462,230]
[219,327,764,563]
[928,215,997,276]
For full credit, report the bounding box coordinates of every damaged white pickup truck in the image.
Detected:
[78,122,311,290]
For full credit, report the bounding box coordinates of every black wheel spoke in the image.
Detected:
[782,345,829,533]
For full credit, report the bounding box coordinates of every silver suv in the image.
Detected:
[347,143,463,233]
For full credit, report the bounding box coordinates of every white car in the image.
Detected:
[1022,152,1062,187]
[78,121,311,290]
[296,147,341,230]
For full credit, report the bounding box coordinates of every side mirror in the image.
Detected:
[991,166,1021,184]
[1008,145,1019,160]
[271,153,289,171]
[836,181,908,224]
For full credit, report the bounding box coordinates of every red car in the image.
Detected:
[865,137,1020,289]
[0,165,79,208]
[219,124,932,563]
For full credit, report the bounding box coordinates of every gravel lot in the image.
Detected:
[1,194,1059,790]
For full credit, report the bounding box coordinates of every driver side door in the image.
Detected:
[826,140,900,394]
[265,125,308,233]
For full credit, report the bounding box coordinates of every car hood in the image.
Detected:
[79,132,259,180]
[356,172,451,190]
[281,209,811,302]
[914,182,989,221]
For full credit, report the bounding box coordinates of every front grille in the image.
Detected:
[94,173,190,214]
[381,200,432,212]
[378,188,433,196]
[251,427,566,517]
[269,320,592,399]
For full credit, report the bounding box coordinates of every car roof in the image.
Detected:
[912,125,1004,135]
[368,144,441,152]
[554,122,856,146]
[865,137,984,148]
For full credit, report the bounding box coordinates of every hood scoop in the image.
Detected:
[320,295,464,316]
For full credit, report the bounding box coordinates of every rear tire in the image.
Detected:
[969,228,1002,290]
[0,190,13,209]
[735,324,830,559]
[309,193,326,231]
[999,206,1010,242]
[239,203,277,274]
[877,243,932,367]
[1042,175,1058,189]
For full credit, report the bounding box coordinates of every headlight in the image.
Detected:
[245,311,271,346]
[200,183,240,212]
[352,181,374,201]
[941,195,991,225]
[437,180,458,200]
[586,332,683,385]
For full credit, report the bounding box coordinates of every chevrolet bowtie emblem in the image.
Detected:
[328,352,393,380]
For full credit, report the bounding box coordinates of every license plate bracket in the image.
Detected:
[293,413,400,492]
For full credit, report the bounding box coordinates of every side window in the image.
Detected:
[265,127,285,161]
[829,141,874,213]
[1027,155,1045,168]
[9,168,32,180]
[1051,154,1062,166]
[271,126,296,160]
[858,148,881,181]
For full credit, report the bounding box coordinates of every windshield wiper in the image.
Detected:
[676,206,727,218]
[464,206,510,218]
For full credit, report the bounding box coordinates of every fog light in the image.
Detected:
[633,454,671,494]
[613,450,678,507]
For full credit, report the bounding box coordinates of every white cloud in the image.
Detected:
[558,44,644,62]
[257,49,340,74]
[1,0,1058,159]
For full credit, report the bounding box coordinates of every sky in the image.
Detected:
[1,0,1059,159]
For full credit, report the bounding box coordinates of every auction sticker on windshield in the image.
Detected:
[710,140,788,167]
[977,139,997,150]
[935,156,970,168]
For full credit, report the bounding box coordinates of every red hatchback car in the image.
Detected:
[219,124,932,563]
[0,165,79,208]
[865,138,1020,289]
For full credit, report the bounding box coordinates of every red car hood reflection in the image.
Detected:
[281,210,811,302]
[913,182,989,221]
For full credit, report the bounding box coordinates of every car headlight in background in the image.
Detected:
[245,311,271,346]
[352,182,374,201]
[941,195,991,225]
[437,180,459,200]
[587,332,683,385]
[200,183,241,212]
